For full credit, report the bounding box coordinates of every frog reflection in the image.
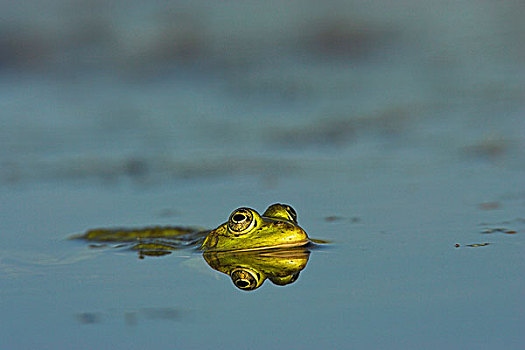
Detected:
[76,203,322,290]
[203,247,310,291]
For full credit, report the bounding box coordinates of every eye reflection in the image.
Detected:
[231,268,259,290]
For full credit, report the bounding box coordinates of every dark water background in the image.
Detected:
[1,1,524,349]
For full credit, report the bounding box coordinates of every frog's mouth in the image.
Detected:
[225,239,310,252]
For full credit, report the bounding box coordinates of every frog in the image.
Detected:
[77,203,313,253]
[75,203,323,290]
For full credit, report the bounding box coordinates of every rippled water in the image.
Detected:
[1,1,524,349]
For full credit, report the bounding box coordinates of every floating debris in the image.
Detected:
[481,228,518,234]
[466,243,490,247]
[455,242,491,248]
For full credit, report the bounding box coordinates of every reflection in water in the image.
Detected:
[114,237,314,291]
[203,247,310,291]
[127,241,313,291]
[80,239,315,291]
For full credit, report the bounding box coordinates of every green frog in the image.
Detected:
[76,203,323,290]
[79,203,311,253]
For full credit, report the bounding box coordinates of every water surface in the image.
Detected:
[1,1,524,349]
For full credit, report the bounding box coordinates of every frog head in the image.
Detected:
[200,204,309,252]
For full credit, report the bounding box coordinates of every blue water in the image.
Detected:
[1,1,524,349]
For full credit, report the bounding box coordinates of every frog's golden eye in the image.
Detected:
[228,208,255,234]
[230,268,260,291]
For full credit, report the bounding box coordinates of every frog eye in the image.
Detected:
[262,203,298,224]
[230,268,260,291]
[228,208,255,234]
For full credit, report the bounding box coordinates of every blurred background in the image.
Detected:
[1,1,525,349]
[1,0,523,187]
